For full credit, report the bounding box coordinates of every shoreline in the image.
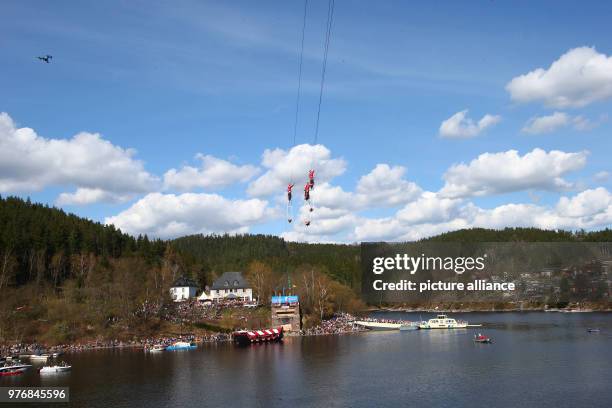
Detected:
[363,307,612,313]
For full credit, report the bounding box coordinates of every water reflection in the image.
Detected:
[2,313,611,408]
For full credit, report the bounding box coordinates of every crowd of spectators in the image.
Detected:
[301,313,367,336]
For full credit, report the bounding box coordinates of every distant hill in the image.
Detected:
[1,195,610,290]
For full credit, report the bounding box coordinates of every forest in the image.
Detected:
[1,195,610,344]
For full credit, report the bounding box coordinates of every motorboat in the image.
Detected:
[39,363,71,374]
[145,345,166,352]
[419,314,468,329]
[587,328,601,333]
[166,341,197,351]
[473,333,493,343]
[354,321,402,331]
[0,362,32,376]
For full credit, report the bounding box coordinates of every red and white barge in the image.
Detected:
[233,327,284,346]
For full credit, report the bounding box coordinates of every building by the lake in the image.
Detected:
[271,295,302,332]
[199,271,254,303]
[170,276,199,302]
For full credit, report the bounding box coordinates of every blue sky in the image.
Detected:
[1,0,611,241]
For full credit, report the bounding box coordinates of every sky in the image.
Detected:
[1,0,611,242]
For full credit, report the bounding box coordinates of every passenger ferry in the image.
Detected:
[418,314,468,329]
[354,321,402,331]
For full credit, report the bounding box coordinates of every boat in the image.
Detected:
[419,314,468,329]
[399,322,420,331]
[39,363,71,374]
[354,321,402,331]
[587,328,601,333]
[0,362,32,376]
[473,333,493,343]
[145,345,166,352]
[29,354,51,362]
[233,327,284,346]
[165,341,197,351]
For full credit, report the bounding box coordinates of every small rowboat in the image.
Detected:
[474,334,493,343]
[233,327,284,346]
[587,328,600,333]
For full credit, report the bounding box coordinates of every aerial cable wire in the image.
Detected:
[313,0,335,145]
[306,0,335,224]
[287,0,309,224]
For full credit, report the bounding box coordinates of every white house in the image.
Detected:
[198,271,253,302]
[170,276,198,302]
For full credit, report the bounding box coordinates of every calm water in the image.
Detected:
[3,312,611,408]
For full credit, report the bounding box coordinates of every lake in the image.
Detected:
[2,312,611,407]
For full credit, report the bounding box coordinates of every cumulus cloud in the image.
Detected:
[396,192,462,225]
[356,164,422,207]
[247,144,346,197]
[105,192,276,238]
[506,46,612,108]
[522,112,569,134]
[163,154,259,191]
[439,110,501,138]
[522,112,608,134]
[0,112,158,203]
[56,188,132,206]
[439,148,587,198]
[352,188,612,242]
[556,187,612,218]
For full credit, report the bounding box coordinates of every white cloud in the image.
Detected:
[0,112,158,203]
[594,171,609,182]
[439,148,587,198]
[396,192,462,224]
[522,112,569,134]
[356,164,422,206]
[247,144,346,197]
[439,110,501,138]
[163,154,259,191]
[105,192,276,238]
[56,188,132,206]
[506,46,612,108]
[556,187,612,218]
[351,188,612,242]
[572,113,608,131]
[522,112,608,134]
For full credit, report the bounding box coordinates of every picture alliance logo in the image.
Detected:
[371,254,488,275]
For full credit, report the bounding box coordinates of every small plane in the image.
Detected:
[37,55,52,63]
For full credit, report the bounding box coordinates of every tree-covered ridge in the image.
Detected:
[0,195,165,288]
[424,227,612,242]
[0,195,610,344]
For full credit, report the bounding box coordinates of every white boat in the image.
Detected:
[0,363,32,376]
[354,321,402,331]
[419,314,468,329]
[39,364,71,374]
[399,322,420,331]
[146,345,166,352]
[29,354,50,362]
[166,341,196,351]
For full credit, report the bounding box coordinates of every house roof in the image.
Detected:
[211,272,250,290]
[172,276,198,288]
